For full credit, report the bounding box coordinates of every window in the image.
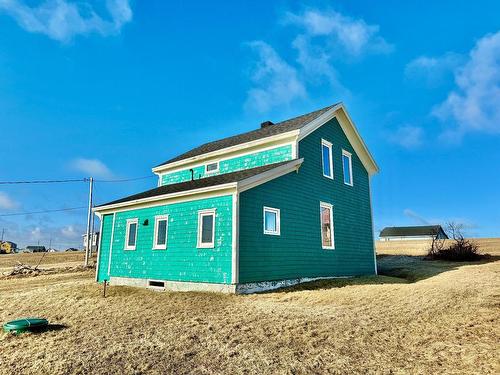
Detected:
[321,139,333,179]
[197,209,216,248]
[320,202,334,249]
[153,215,169,250]
[263,207,280,235]
[205,162,219,174]
[125,218,138,250]
[342,150,353,186]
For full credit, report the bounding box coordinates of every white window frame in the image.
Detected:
[263,206,280,236]
[153,214,169,250]
[124,218,138,251]
[342,149,353,186]
[197,209,216,248]
[205,161,219,174]
[320,202,335,250]
[321,139,334,179]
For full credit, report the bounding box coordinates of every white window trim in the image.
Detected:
[263,206,280,236]
[124,218,138,251]
[153,214,169,250]
[205,161,219,174]
[197,209,216,248]
[321,139,334,180]
[342,149,353,186]
[320,202,335,250]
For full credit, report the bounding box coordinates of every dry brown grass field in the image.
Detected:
[0,251,86,274]
[0,252,499,374]
[376,237,500,256]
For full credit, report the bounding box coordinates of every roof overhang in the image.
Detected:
[95,159,304,215]
[297,103,379,175]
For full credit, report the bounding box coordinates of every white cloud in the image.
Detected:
[70,158,114,178]
[405,53,463,87]
[245,41,306,113]
[0,0,132,42]
[0,191,18,210]
[61,225,80,239]
[432,31,500,142]
[388,125,424,149]
[285,9,393,56]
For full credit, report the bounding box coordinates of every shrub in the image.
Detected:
[429,238,483,261]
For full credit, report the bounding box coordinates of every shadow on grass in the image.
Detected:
[272,255,500,293]
[31,323,68,334]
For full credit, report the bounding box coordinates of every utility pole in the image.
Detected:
[84,177,94,267]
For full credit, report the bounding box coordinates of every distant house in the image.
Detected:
[0,241,17,254]
[26,245,47,253]
[93,103,379,294]
[83,232,100,252]
[379,225,448,241]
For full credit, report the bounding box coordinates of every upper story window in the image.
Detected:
[125,218,138,250]
[342,150,353,186]
[205,162,219,174]
[197,209,216,248]
[320,202,335,249]
[321,139,333,179]
[263,207,280,235]
[153,215,169,250]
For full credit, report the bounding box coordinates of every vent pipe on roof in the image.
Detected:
[260,120,274,128]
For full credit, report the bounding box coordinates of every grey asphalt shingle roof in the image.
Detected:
[155,103,339,167]
[97,160,298,208]
[380,225,447,237]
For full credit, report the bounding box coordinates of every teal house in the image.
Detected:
[94,103,379,293]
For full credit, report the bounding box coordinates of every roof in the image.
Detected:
[97,160,300,208]
[155,104,338,167]
[380,225,447,238]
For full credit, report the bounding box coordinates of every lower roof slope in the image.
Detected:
[97,160,298,208]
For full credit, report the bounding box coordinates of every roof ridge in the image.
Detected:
[155,102,340,168]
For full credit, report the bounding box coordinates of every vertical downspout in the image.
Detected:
[231,191,240,286]
[368,178,378,275]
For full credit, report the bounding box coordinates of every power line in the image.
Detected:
[94,175,156,183]
[0,178,86,185]
[0,206,87,217]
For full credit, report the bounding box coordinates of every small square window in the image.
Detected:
[125,218,138,250]
[206,162,219,173]
[153,215,169,250]
[321,139,333,179]
[263,207,280,235]
[197,209,216,248]
[342,150,353,186]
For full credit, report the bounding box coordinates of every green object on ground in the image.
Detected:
[3,318,49,334]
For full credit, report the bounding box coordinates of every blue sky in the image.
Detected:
[0,0,499,248]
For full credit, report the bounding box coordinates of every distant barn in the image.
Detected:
[379,225,448,241]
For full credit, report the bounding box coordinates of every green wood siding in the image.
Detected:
[238,118,375,283]
[160,144,293,185]
[96,213,113,282]
[97,195,233,284]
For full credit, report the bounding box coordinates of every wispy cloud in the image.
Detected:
[70,157,114,178]
[285,9,393,57]
[0,191,18,210]
[245,8,391,112]
[0,0,132,43]
[432,31,500,142]
[245,41,306,113]
[405,53,463,87]
[403,209,430,225]
[388,125,424,149]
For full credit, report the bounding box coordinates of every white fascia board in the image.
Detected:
[93,183,237,214]
[152,130,300,174]
[237,158,304,193]
[298,103,379,176]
